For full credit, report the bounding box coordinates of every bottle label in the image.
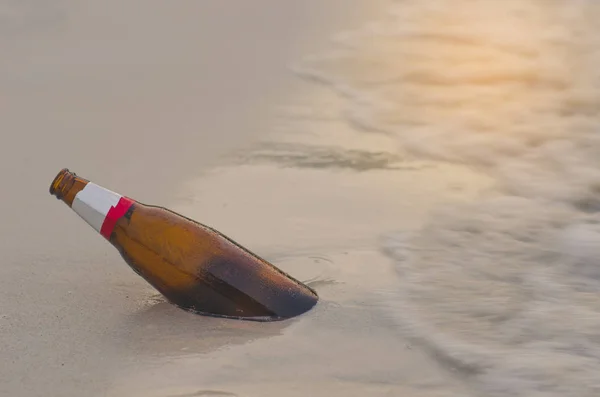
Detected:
[72,182,134,240]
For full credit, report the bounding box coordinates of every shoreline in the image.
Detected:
[106,99,492,396]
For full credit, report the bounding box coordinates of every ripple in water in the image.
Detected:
[297,0,600,395]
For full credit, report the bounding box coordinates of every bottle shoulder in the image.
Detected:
[113,202,244,258]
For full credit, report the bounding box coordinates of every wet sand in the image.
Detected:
[2,1,490,396]
[105,155,490,396]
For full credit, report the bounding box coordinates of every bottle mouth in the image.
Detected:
[49,168,71,197]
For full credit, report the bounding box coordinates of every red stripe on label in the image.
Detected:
[100,197,135,240]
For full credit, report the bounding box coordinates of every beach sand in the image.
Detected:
[1,1,491,396]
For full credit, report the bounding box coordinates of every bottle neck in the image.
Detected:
[49,168,136,240]
[49,168,90,207]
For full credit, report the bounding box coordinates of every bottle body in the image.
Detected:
[49,169,318,321]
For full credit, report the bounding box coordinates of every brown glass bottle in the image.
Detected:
[49,168,318,321]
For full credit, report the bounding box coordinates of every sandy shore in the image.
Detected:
[2,1,490,396]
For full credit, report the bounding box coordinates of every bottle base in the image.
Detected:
[174,298,318,322]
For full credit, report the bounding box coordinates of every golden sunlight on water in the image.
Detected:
[298,0,600,171]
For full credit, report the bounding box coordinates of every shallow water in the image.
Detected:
[297,0,600,395]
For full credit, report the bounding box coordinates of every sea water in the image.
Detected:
[296,1,600,395]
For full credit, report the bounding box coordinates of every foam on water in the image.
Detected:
[296,0,600,395]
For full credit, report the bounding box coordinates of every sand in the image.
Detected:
[1,1,490,396]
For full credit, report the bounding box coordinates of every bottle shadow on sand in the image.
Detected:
[109,251,343,362]
[111,292,301,359]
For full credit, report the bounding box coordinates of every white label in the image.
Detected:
[72,182,122,233]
